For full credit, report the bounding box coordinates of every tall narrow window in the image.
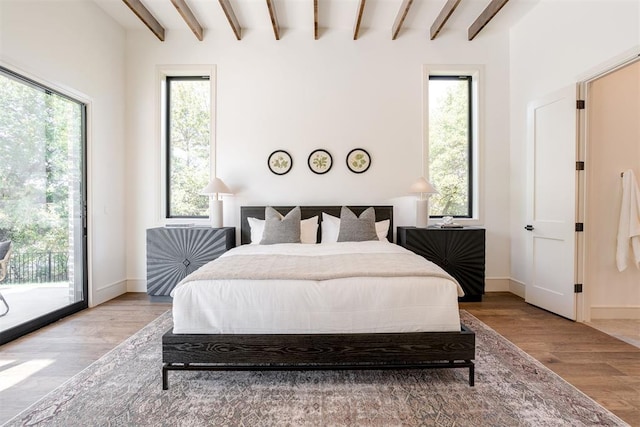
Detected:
[428,75,473,218]
[165,76,211,218]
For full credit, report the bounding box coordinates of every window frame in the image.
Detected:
[158,65,216,224]
[0,63,89,344]
[423,65,483,224]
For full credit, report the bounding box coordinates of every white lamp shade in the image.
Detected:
[409,177,438,195]
[201,177,232,197]
[202,178,231,228]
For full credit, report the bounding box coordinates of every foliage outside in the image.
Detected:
[0,72,82,262]
[168,78,211,217]
[428,78,470,217]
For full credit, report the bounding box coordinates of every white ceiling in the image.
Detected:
[92,0,541,40]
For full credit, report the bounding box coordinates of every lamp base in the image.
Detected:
[416,199,429,228]
[211,199,223,228]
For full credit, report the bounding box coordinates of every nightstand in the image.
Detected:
[146,227,235,296]
[397,226,486,302]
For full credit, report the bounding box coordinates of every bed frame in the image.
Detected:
[162,206,475,389]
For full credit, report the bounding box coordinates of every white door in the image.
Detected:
[525,85,578,320]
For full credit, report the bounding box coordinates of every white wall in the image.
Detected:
[0,1,127,305]
[124,26,513,291]
[509,1,640,308]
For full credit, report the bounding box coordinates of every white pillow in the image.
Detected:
[247,217,265,244]
[375,219,390,242]
[321,213,390,243]
[301,216,319,244]
[321,213,341,243]
[248,215,318,244]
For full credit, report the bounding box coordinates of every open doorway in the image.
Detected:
[582,56,640,347]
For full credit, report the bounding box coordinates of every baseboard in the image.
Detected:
[485,277,511,292]
[508,279,526,298]
[92,279,127,307]
[127,279,147,293]
[590,306,640,320]
[484,277,525,298]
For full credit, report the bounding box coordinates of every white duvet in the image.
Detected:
[171,241,463,334]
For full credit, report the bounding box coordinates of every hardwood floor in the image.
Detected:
[0,293,171,424]
[589,319,640,348]
[0,292,638,425]
[460,293,640,426]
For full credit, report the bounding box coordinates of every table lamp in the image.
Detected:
[201,177,232,228]
[410,177,438,228]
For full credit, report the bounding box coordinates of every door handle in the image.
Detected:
[524,225,534,231]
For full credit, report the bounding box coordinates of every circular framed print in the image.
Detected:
[346,148,371,174]
[307,149,333,175]
[268,150,293,175]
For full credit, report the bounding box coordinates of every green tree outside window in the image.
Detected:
[428,76,472,217]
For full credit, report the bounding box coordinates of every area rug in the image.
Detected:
[4,311,627,427]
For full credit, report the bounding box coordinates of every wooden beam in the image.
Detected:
[266,0,281,40]
[122,0,165,41]
[391,0,414,40]
[353,0,366,40]
[467,0,509,41]
[218,0,242,40]
[170,0,204,41]
[314,0,319,40]
[430,0,461,40]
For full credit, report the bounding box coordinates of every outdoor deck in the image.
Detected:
[0,283,71,332]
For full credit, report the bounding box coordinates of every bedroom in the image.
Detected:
[0,0,639,424]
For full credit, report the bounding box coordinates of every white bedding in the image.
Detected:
[171,241,463,334]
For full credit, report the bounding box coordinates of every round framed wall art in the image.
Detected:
[346,148,371,174]
[308,149,333,174]
[268,150,293,175]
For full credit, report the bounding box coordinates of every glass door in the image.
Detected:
[0,66,88,345]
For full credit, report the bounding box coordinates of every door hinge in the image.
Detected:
[576,161,585,171]
[574,283,583,293]
[576,100,585,109]
[575,223,584,232]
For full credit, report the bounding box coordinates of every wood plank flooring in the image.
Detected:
[0,293,170,424]
[460,293,640,425]
[0,292,638,425]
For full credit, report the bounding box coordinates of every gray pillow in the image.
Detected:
[0,241,11,259]
[260,207,302,245]
[337,207,378,242]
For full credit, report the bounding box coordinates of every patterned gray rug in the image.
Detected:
[4,311,627,426]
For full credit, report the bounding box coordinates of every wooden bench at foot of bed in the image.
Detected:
[161,325,476,389]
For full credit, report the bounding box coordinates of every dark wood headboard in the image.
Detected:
[240,206,394,245]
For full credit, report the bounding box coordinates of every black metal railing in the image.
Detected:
[4,251,69,284]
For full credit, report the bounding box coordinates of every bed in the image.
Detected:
[162,206,475,389]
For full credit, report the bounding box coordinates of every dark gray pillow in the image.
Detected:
[0,241,11,259]
[337,207,378,242]
[260,207,302,245]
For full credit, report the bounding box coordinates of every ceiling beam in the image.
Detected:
[353,0,366,40]
[265,0,281,40]
[468,0,509,41]
[314,0,319,40]
[391,0,414,40]
[218,0,242,40]
[122,0,165,41]
[170,0,204,41]
[430,0,461,40]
